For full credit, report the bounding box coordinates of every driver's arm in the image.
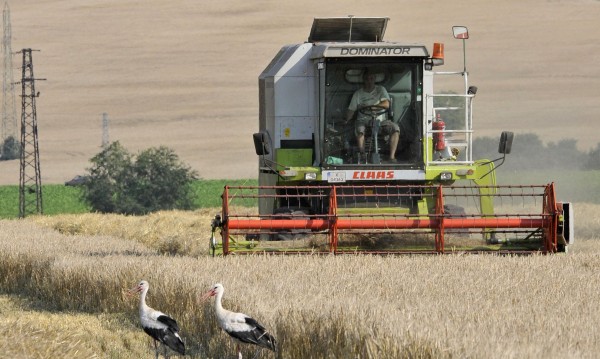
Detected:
[377,86,391,109]
[345,109,355,122]
[377,99,390,109]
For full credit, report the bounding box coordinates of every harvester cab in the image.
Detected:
[253,19,505,196]
[212,17,573,255]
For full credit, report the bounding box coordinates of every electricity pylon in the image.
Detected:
[2,2,17,150]
[102,112,109,148]
[18,48,45,218]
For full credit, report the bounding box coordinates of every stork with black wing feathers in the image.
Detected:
[201,283,276,359]
[128,280,186,358]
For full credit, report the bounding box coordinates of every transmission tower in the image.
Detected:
[18,49,45,218]
[102,112,109,147]
[2,2,17,148]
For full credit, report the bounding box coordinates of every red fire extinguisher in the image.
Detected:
[433,113,446,151]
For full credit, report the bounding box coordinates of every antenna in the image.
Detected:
[2,2,17,153]
[18,48,45,217]
[348,15,354,42]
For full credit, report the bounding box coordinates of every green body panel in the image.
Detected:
[273,158,497,219]
[276,149,313,169]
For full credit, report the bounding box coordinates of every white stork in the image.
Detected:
[128,280,186,358]
[201,283,277,359]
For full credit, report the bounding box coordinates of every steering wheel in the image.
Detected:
[358,105,388,118]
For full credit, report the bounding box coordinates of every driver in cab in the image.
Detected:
[345,69,400,163]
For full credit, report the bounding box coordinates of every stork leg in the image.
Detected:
[251,348,263,359]
[153,339,159,359]
[237,343,243,359]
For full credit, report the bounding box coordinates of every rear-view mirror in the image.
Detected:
[253,132,270,156]
[452,26,469,39]
[498,131,514,154]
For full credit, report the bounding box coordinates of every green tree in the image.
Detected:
[81,141,198,215]
[546,139,585,170]
[585,143,600,170]
[81,141,133,213]
[127,146,197,213]
[0,135,21,161]
[473,133,596,171]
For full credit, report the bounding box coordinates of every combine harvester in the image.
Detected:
[210,17,573,255]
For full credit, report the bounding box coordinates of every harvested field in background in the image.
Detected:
[2,1,600,185]
[0,203,599,358]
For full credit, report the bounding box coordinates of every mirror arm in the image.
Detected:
[478,153,506,180]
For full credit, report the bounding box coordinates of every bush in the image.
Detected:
[80,141,198,215]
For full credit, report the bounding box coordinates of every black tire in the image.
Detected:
[444,204,466,215]
[271,207,311,241]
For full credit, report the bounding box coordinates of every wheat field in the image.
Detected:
[0,203,599,358]
[2,1,599,357]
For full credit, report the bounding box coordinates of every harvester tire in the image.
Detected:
[272,207,311,241]
[443,204,466,215]
[444,204,467,236]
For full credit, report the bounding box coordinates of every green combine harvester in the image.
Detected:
[210,17,573,255]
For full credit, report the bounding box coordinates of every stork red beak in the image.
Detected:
[126,285,142,297]
[199,288,216,303]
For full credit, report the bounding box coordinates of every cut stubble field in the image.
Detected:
[1,203,600,358]
[1,0,599,186]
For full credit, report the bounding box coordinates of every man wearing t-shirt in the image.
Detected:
[345,69,400,163]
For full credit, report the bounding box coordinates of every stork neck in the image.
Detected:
[139,286,150,313]
[215,289,225,313]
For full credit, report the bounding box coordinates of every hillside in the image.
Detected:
[1,0,599,184]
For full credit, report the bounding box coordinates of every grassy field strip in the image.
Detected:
[0,180,259,219]
[0,174,598,219]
